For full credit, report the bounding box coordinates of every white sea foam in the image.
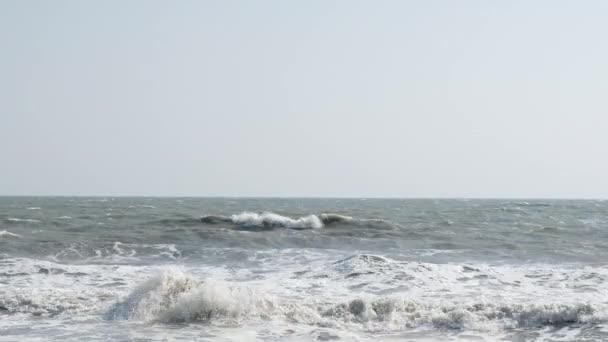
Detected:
[0,258,139,317]
[112,242,137,257]
[230,212,323,229]
[200,212,374,229]
[3,199,607,341]
[3,253,608,341]
[128,204,156,209]
[6,218,42,223]
[106,270,276,323]
[0,230,21,238]
[123,243,182,260]
[101,267,608,334]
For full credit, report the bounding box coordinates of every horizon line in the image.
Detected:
[0,195,605,200]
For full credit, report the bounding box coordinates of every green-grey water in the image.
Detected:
[1,197,607,341]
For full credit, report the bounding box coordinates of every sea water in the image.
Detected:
[1,197,607,341]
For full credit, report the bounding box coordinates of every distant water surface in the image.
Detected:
[1,197,607,341]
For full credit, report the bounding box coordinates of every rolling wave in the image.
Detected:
[5,218,42,224]
[102,269,606,330]
[142,212,397,230]
[151,218,203,227]
[230,212,323,229]
[199,212,395,230]
[0,230,21,239]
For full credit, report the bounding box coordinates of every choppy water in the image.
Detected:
[1,197,607,341]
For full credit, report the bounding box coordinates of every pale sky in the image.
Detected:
[1,0,607,198]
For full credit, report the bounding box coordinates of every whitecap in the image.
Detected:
[230,212,323,229]
[105,269,608,332]
[106,270,275,323]
[200,212,397,230]
[0,230,21,238]
[6,218,42,223]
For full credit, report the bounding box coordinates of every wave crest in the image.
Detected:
[199,212,395,230]
[0,230,21,238]
[105,270,274,323]
[230,212,323,229]
[5,218,42,224]
[106,270,606,331]
[322,298,601,330]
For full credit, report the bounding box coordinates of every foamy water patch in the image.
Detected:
[6,218,42,223]
[0,230,21,238]
[2,253,608,341]
[0,258,153,318]
[106,270,277,323]
[101,260,608,335]
[230,212,323,229]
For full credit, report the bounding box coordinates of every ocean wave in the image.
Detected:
[0,290,89,317]
[230,212,323,229]
[199,212,395,230]
[104,270,607,331]
[5,218,42,224]
[49,241,183,263]
[319,213,353,225]
[0,230,21,238]
[199,215,233,224]
[0,258,131,317]
[151,218,203,227]
[321,298,602,330]
[128,204,156,209]
[3,258,606,335]
[105,270,273,323]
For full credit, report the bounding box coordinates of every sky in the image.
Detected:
[1,0,607,198]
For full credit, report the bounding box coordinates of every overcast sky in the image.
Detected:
[1,1,607,198]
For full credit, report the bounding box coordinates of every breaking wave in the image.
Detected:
[320,298,602,330]
[104,270,607,331]
[105,270,274,323]
[199,212,394,230]
[230,212,323,229]
[144,212,396,230]
[5,218,42,224]
[0,230,21,238]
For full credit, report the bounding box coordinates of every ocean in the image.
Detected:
[1,197,607,341]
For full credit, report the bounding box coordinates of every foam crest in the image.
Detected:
[106,270,275,323]
[0,288,89,317]
[230,212,323,229]
[105,272,606,332]
[5,218,42,224]
[103,266,608,333]
[320,298,604,331]
[0,230,21,238]
[510,303,598,327]
[199,212,395,230]
[0,258,123,317]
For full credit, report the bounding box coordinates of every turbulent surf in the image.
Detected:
[1,197,608,341]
